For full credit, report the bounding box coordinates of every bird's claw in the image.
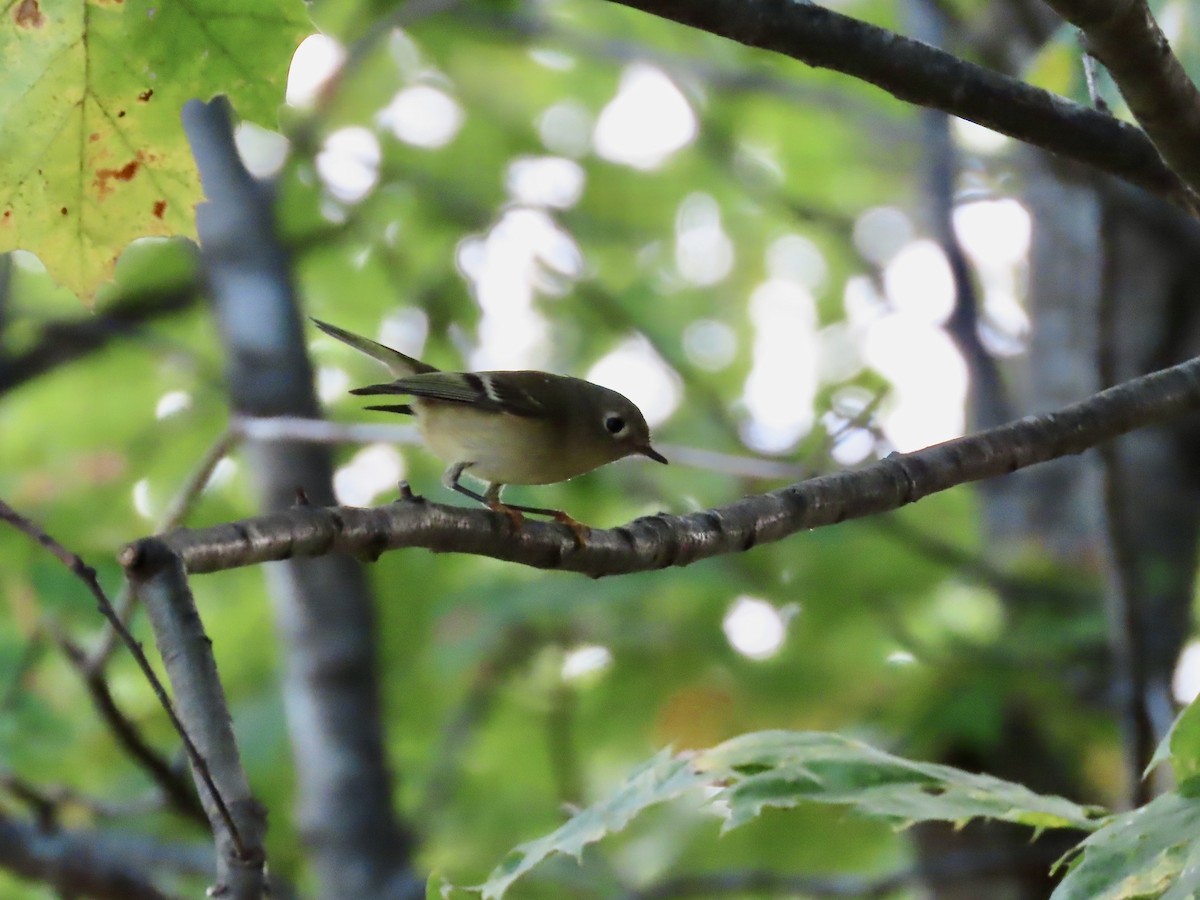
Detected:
[550,511,590,547]
[488,501,527,532]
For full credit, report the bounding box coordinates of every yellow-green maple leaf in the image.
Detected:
[0,0,310,300]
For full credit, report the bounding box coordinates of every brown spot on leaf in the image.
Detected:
[152,200,166,218]
[60,206,68,216]
[13,0,44,27]
[94,159,140,198]
[117,110,126,118]
[89,132,100,143]
[2,209,12,225]
[138,89,153,102]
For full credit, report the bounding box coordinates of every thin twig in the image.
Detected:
[0,498,246,858]
[235,413,808,480]
[54,633,208,825]
[1078,34,1110,113]
[87,427,242,671]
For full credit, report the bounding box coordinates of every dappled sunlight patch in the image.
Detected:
[674,193,734,286]
[286,33,345,108]
[316,127,381,204]
[154,390,192,420]
[537,100,593,158]
[863,316,966,451]
[741,279,818,453]
[505,156,586,209]
[853,206,914,266]
[333,443,406,507]
[377,85,464,149]
[1173,642,1200,705]
[594,64,697,170]
[561,645,613,681]
[682,319,737,372]
[723,595,798,661]
[883,240,955,324]
[587,336,681,427]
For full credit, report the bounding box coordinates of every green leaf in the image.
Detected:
[477,748,704,899]
[1148,695,1200,794]
[1053,792,1200,900]
[477,732,1104,898]
[699,731,1105,833]
[0,0,310,299]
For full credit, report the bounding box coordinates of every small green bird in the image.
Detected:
[312,319,667,533]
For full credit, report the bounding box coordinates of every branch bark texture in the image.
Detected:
[129,549,268,899]
[122,353,1200,580]
[1043,0,1200,199]
[600,0,1197,210]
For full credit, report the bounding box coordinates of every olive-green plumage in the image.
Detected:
[312,319,667,524]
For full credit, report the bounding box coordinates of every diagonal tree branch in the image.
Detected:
[598,0,1199,211]
[0,279,200,395]
[1043,0,1200,198]
[0,498,261,897]
[127,547,268,900]
[121,353,1200,580]
[54,635,208,826]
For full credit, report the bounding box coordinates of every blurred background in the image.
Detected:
[3,0,1200,896]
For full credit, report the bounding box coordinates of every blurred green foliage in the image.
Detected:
[0,0,1149,896]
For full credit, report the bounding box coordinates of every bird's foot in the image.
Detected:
[487,502,590,546]
[487,500,527,532]
[548,510,590,547]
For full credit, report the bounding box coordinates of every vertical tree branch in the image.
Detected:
[182,96,422,898]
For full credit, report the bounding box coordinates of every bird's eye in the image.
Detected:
[604,415,626,435]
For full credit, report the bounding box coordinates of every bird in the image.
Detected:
[311,318,667,536]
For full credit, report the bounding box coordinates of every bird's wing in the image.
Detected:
[350,371,548,418]
[311,318,438,377]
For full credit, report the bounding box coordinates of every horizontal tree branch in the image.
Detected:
[121,354,1200,580]
[599,0,1199,212]
[0,808,210,900]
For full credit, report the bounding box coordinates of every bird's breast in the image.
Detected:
[415,402,605,485]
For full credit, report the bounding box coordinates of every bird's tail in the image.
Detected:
[310,318,438,377]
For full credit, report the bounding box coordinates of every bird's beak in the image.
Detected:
[640,445,669,465]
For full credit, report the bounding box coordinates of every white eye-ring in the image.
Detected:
[604,414,627,435]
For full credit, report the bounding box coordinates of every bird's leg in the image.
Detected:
[444,464,524,530]
[483,482,526,530]
[443,465,587,543]
[491,495,591,545]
